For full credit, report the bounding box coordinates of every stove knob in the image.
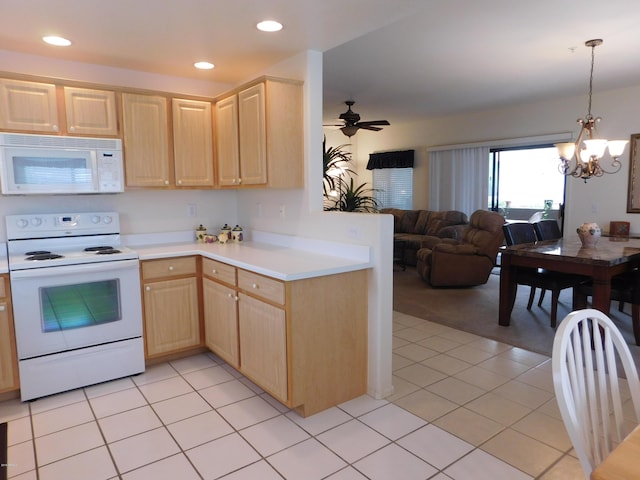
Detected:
[16,218,28,228]
[103,215,113,224]
[91,215,101,224]
[31,217,42,227]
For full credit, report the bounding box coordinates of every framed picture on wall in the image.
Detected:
[627,133,640,212]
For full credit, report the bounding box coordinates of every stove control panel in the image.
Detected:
[6,211,121,240]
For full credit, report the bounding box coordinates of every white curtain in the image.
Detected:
[428,146,489,216]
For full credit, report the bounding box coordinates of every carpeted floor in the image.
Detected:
[393,266,640,368]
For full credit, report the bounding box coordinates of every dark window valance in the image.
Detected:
[366,149,414,170]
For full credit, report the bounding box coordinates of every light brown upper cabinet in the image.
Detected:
[0,79,119,136]
[172,98,214,188]
[0,78,60,133]
[122,94,214,189]
[122,93,171,187]
[215,77,303,189]
[63,86,118,136]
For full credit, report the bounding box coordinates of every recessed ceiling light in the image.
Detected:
[42,36,71,47]
[194,61,215,70]
[256,20,283,32]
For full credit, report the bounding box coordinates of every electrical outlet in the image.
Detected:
[187,203,197,217]
[591,203,599,213]
[279,205,286,218]
[256,203,262,218]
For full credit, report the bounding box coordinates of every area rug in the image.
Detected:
[1,422,7,480]
[393,267,640,363]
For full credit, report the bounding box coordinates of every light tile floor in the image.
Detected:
[4,311,632,479]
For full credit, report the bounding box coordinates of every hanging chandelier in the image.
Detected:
[555,39,628,182]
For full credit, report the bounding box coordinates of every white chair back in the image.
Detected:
[552,308,640,478]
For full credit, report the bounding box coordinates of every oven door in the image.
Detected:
[10,259,142,359]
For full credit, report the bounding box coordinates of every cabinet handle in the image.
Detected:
[164,180,169,185]
[52,124,59,131]
[0,305,5,311]
[238,178,242,184]
[212,269,217,274]
[177,180,183,185]
[145,286,151,291]
[252,283,258,289]
[69,126,75,132]
[168,266,174,271]
[227,293,239,301]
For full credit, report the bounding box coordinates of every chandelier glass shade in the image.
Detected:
[555,39,628,182]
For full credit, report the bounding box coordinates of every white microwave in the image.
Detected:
[0,133,124,195]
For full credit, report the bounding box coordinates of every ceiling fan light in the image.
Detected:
[607,140,629,158]
[341,126,358,137]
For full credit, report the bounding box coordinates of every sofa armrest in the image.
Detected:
[438,224,467,240]
[433,243,479,255]
[421,236,459,249]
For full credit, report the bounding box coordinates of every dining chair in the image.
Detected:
[532,219,562,241]
[552,309,640,478]
[573,270,640,345]
[532,219,563,307]
[502,222,586,327]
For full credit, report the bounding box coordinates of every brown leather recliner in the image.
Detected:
[416,209,505,287]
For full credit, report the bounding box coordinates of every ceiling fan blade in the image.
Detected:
[356,120,390,127]
[357,125,383,131]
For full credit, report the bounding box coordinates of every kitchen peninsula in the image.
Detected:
[131,230,371,417]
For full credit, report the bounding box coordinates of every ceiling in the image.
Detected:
[3,0,640,128]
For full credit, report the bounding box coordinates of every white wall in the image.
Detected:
[336,84,640,235]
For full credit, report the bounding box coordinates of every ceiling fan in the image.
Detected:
[326,101,390,137]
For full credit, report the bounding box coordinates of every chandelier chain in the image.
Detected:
[587,42,596,118]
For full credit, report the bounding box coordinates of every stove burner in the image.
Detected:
[96,249,122,255]
[26,253,63,261]
[84,246,114,252]
[25,250,51,256]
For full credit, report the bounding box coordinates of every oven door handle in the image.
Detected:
[9,259,140,279]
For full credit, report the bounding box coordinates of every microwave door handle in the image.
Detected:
[9,259,139,279]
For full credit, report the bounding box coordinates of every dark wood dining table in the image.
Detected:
[499,237,640,326]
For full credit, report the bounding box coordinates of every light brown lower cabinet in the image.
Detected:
[141,257,202,358]
[202,257,368,417]
[203,276,239,368]
[0,274,19,393]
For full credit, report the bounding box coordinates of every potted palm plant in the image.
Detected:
[322,138,380,212]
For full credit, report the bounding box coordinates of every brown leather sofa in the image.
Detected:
[416,209,505,287]
[382,208,468,266]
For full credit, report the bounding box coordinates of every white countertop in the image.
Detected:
[130,231,372,281]
[0,232,372,280]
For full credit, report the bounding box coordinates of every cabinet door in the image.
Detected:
[172,98,214,187]
[64,87,118,136]
[215,95,241,186]
[122,93,171,187]
[143,277,200,357]
[203,278,239,368]
[0,301,18,392]
[0,78,59,132]
[238,83,267,185]
[238,293,287,401]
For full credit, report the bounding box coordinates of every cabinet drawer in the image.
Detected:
[202,258,236,286]
[142,256,197,280]
[238,270,284,305]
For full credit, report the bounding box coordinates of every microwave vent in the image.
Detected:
[0,133,121,150]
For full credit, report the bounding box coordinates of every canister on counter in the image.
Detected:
[220,224,232,242]
[195,224,207,243]
[232,225,243,243]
